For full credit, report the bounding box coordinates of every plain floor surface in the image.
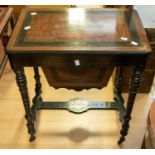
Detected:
[0,62,153,148]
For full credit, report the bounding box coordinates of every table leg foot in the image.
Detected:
[29,135,36,142]
[118,136,125,144]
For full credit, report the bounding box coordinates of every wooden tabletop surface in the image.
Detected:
[7,8,151,53]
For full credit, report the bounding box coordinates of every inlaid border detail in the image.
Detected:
[15,10,142,47]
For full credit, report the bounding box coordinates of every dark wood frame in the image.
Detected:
[6,8,151,144]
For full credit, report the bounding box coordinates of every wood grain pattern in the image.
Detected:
[0,7,13,34]
[25,12,129,42]
[7,8,151,53]
[42,67,114,90]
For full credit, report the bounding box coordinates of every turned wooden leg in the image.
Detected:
[14,67,35,141]
[34,67,42,99]
[31,67,42,121]
[114,67,125,122]
[118,66,144,144]
[114,67,123,101]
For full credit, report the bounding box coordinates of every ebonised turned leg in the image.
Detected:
[31,67,42,121]
[118,66,144,144]
[14,67,35,141]
[114,67,124,99]
[33,67,42,100]
[114,67,125,122]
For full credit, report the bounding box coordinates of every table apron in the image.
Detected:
[8,53,149,69]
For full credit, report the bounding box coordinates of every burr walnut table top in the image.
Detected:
[7,8,151,53]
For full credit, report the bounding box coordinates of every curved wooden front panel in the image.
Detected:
[42,66,114,90]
